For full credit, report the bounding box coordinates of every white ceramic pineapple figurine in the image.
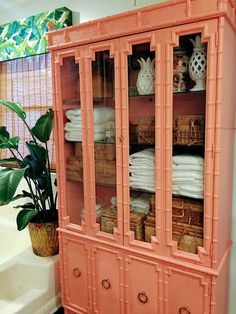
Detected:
[189,35,207,91]
[136,57,155,95]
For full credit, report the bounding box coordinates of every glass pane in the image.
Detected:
[91,50,116,234]
[61,56,85,225]
[128,42,156,242]
[172,33,207,254]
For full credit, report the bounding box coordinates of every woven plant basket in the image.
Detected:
[28,222,59,257]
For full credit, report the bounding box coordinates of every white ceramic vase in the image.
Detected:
[136,57,155,95]
[189,35,207,91]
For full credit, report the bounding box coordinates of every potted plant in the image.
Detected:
[0,100,58,257]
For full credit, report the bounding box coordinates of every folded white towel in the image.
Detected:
[174,190,203,199]
[111,193,151,213]
[66,106,115,125]
[173,183,204,199]
[130,159,155,168]
[66,109,81,119]
[130,165,154,172]
[172,178,203,185]
[129,148,155,163]
[172,164,203,172]
[65,122,82,130]
[130,182,155,192]
[131,193,151,213]
[131,170,154,177]
[173,154,204,166]
[65,132,105,142]
[172,171,203,180]
[69,116,82,123]
[173,183,203,191]
[180,184,204,193]
[130,176,155,185]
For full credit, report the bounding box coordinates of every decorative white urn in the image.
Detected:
[189,35,207,91]
[136,57,155,95]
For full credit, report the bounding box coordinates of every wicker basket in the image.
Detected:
[67,157,116,185]
[137,116,155,144]
[173,115,205,146]
[144,212,156,242]
[172,221,203,254]
[172,196,203,226]
[75,143,116,161]
[144,195,156,242]
[100,207,146,240]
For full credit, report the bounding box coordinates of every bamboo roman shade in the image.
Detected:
[0,53,56,168]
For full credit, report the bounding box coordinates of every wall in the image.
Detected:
[0,0,166,25]
[0,1,235,313]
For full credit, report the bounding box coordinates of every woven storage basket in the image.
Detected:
[144,213,156,242]
[173,115,205,146]
[95,159,116,185]
[137,116,155,144]
[172,196,203,226]
[75,143,116,161]
[144,195,156,242]
[101,207,146,240]
[67,157,116,185]
[172,221,203,254]
[67,157,83,182]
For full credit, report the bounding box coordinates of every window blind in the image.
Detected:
[0,53,56,169]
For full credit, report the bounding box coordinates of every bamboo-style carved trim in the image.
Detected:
[164,21,217,267]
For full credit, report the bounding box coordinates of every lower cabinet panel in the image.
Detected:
[62,235,91,313]
[125,255,163,314]
[91,245,125,314]
[164,265,211,314]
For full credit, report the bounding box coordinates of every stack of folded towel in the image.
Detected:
[129,148,155,192]
[65,106,115,142]
[111,192,151,215]
[172,154,204,199]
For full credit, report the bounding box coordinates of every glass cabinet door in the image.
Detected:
[128,42,156,244]
[121,33,163,250]
[87,43,122,241]
[55,51,87,229]
[171,33,206,255]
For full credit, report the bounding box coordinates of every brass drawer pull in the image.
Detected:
[73,268,81,277]
[179,306,191,314]
[138,292,148,304]
[102,279,111,289]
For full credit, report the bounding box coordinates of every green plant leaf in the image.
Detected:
[14,202,35,209]
[11,190,34,202]
[26,141,47,169]
[16,209,38,231]
[0,157,22,165]
[31,108,54,143]
[22,154,44,179]
[0,100,26,120]
[0,167,27,205]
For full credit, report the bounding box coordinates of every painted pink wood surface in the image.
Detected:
[50,1,236,313]
[62,236,91,312]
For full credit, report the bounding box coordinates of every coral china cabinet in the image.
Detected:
[48,0,236,313]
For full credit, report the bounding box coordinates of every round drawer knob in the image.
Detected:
[138,292,148,304]
[73,268,81,277]
[102,279,111,289]
[179,306,191,314]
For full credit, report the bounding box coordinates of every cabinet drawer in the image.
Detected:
[91,245,124,314]
[164,265,211,314]
[125,255,162,314]
[62,236,91,313]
